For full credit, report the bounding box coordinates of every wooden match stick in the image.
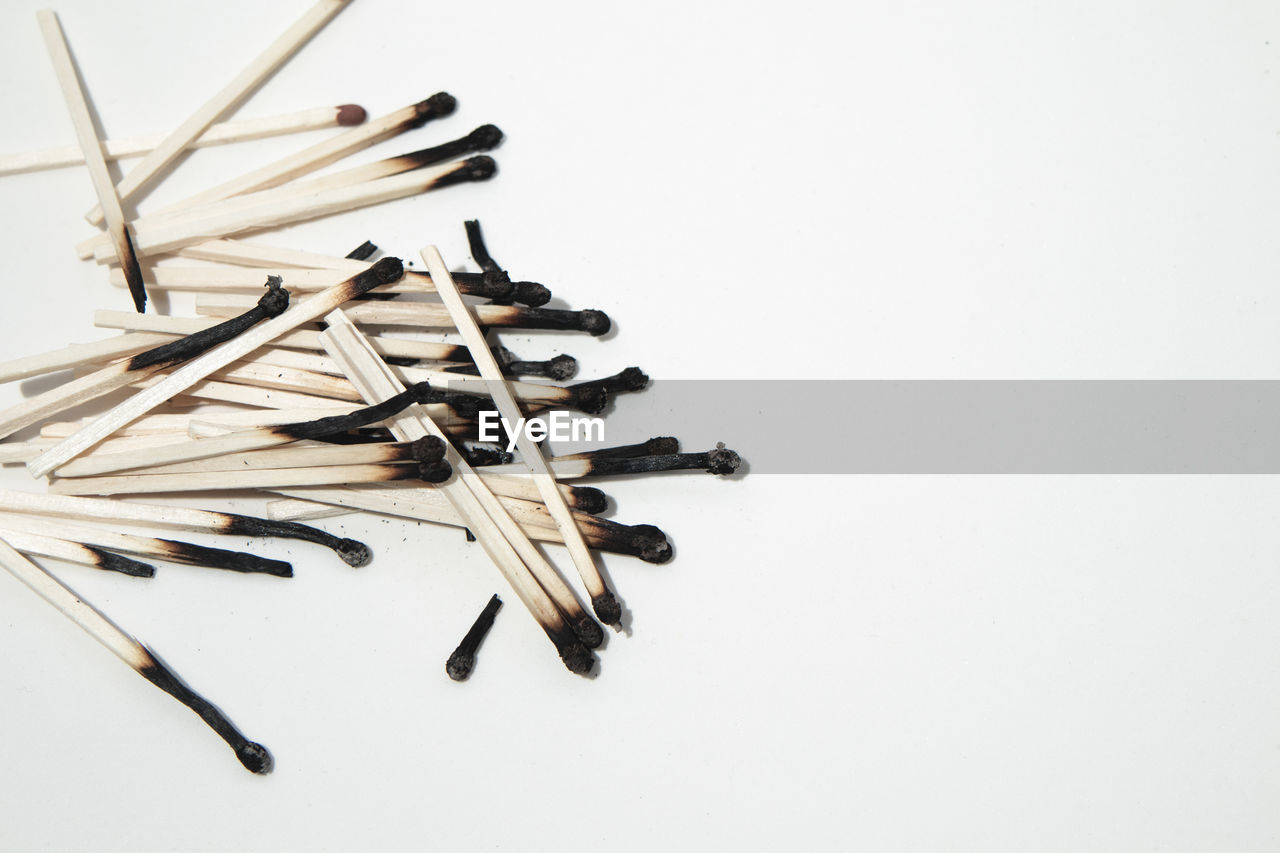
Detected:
[0,538,272,773]
[51,381,442,477]
[94,309,471,362]
[83,0,352,226]
[268,485,673,563]
[49,461,449,496]
[27,258,404,479]
[176,237,372,269]
[319,310,600,667]
[80,126,504,261]
[133,93,457,223]
[196,297,609,335]
[0,332,173,383]
[0,489,372,567]
[0,104,366,177]
[0,526,154,577]
[446,594,502,681]
[0,281,291,441]
[423,246,624,626]
[0,512,292,577]
[90,158,495,261]
[36,10,147,312]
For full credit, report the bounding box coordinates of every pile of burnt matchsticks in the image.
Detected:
[0,2,742,775]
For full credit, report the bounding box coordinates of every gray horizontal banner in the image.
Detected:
[534,380,1280,474]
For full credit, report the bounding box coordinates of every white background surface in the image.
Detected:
[0,1,1278,850]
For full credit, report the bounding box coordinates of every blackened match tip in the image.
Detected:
[512,282,551,307]
[257,276,290,317]
[571,384,608,414]
[336,538,372,568]
[446,651,475,681]
[591,591,623,627]
[579,309,611,336]
[469,124,504,149]
[336,104,367,126]
[707,442,742,475]
[418,459,453,483]
[630,524,673,564]
[92,548,156,578]
[572,486,608,515]
[236,741,274,775]
[545,354,578,381]
[462,155,497,181]
[370,256,404,283]
[617,367,649,391]
[410,435,447,463]
[407,380,435,404]
[418,92,457,122]
[557,640,595,675]
[573,614,605,649]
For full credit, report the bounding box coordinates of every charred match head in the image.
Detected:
[620,523,673,564]
[126,277,290,372]
[417,458,453,483]
[707,443,742,475]
[433,155,497,190]
[591,590,623,627]
[387,125,505,176]
[511,281,551,307]
[412,92,457,126]
[570,486,608,514]
[446,594,502,682]
[550,628,596,676]
[88,546,156,578]
[572,613,605,650]
[571,367,649,399]
[336,104,367,126]
[345,240,378,260]
[137,647,273,775]
[410,435,447,463]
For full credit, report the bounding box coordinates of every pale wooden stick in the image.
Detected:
[36,10,146,312]
[93,309,468,361]
[0,526,154,576]
[38,407,354,437]
[0,536,273,773]
[320,309,599,667]
[27,260,404,478]
[83,0,351,226]
[174,238,369,270]
[91,158,492,261]
[49,463,422,496]
[0,432,195,464]
[108,440,416,475]
[136,95,456,223]
[110,266,506,298]
[0,332,172,383]
[0,104,365,177]
[423,246,622,626]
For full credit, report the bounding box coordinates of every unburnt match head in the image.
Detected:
[336,104,367,126]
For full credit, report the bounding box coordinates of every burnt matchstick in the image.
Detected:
[446,594,502,681]
[36,11,148,313]
[0,490,371,567]
[319,309,603,663]
[0,513,292,577]
[423,247,624,627]
[0,280,290,441]
[345,240,378,261]
[0,103,368,177]
[463,218,515,305]
[570,367,649,399]
[444,348,577,381]
[0,526,155,577]
[83,0,353,227]
[492,444,743,479]
[0,538,272,773]
[90,158,496,262]
[558,437,681,461]
[196,298,610,336]
[53,382,442,477]
[27,257,405,479]
[129,93,457,224]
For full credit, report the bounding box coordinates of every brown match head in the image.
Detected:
[413,92,457,126]
[410,435,447,463]
[707,443,742,475]
[512,282,551,307]
[418,459,453,483]
[578,309,611,336]
[236,741,274,775]
[446,650,475,681]
[336,104,367,126]
[468,124,505,150]
[544,354,577,381]
[591,591,623,627]
[572,614,605,650]
[335,538,372,568]
[256,276,290,317]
